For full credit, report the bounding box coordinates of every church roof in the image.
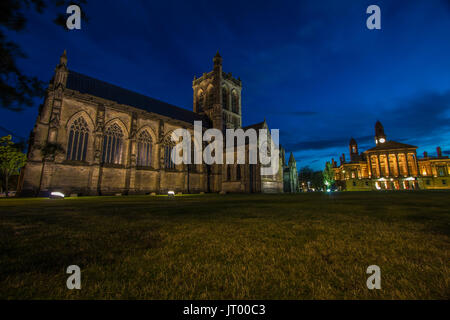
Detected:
[242,120,266,131]
[66,71,206,124]
[365,140,417,152]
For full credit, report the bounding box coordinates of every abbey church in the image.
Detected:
[18,51,288,196]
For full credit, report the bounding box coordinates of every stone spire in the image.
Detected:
[213,50,222,66]
[59,49,67,67]
[349,137,358,161]
[288,152,296,165]
[54,49,68,88]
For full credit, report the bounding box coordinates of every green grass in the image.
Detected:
[0,191,449,299]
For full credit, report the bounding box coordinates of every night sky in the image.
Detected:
[2,0,450,170]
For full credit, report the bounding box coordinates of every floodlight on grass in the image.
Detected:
[50,192,65,199]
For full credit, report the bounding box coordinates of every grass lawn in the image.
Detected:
[0,191,449,299]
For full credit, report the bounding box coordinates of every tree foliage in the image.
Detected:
[0,135,27,196]
[323,161,335,188]
[0,0,87,111]
[298,166,314,183]
[311,170,324,190]
[298,166,324,191]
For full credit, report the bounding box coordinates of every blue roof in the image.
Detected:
[66,71,207,125]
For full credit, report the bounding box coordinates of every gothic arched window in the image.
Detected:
[66,117,89,161]
[222,87,229,110]
[137,130,152,167]
[231,91,239,113]
[236,165,241,180]
[227,165,232,181]
[206,87,214,108]
[197,90,204,111]
[102,123,124,164]
[163,136,176,169]
[188,139,198,172]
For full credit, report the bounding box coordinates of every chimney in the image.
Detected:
[423,151,428,158]
[437,146,442,158]
[332,158,336,167]
[342,153,346,163]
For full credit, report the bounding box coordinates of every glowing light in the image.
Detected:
[168,191,175,196]
[379,138,386,143]
[327,189,331,192]
[50,192,65,198]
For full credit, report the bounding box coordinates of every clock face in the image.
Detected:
[379,138,386,143]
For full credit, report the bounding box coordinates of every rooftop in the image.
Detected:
[66,71,206,124]
[365,140,417,152]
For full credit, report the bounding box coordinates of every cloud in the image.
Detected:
[284,89,450,153]
[388,90,450,141]
[273,111,318,117]
[284,89,450,170]
[284,135,372,152]
[288,111,318,116]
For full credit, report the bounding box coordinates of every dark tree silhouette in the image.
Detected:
[0,0,87,111]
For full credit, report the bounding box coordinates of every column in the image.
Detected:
[156,143,161,193]
[405,152,410,176]
[377,154,382,178]
[128,139,137,194]
[414,154,419,176]
[395,153,400,177]
[385,154,390,177]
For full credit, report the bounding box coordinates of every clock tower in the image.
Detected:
[375,120,386,144]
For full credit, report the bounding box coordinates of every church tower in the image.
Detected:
[192,52,242,131]
[375,120,386,145]
[53,49,68,88]
[288,152,297,169]
[349,138,358,161]
[284,152,298,193]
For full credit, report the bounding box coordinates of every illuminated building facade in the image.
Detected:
[330,121,450,191]
[18,51,284,196]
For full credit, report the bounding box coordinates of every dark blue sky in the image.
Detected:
[2,0,450,170]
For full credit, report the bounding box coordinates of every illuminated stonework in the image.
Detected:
[18,51,284,196]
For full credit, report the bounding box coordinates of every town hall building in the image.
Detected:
[330,121,450,191]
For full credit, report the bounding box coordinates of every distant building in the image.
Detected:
[283,152,299,193]
[329,121,450,191]
[18,51,285,196]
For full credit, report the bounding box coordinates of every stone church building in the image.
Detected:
[18,51,286,196]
